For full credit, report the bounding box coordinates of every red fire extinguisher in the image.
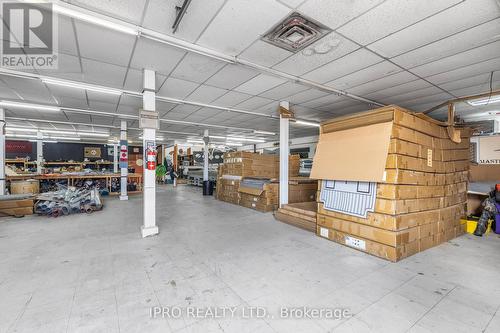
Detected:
[146,148,156,171]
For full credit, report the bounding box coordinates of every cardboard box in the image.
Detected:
[311,105,469,261]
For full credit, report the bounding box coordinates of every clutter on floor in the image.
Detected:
[34,186,103,217]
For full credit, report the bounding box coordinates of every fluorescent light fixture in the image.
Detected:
[226,136,265,143]
[209,135,265,143]
[253,130,276,135]
[53,5,138,36]
[29,139,57,143]
[0,100,60,112]
[41,129,77,135]
[187,139,203,144]
[77,132,110,137]
[49,136,81,141]
[468,95,500,106]
[294,120,320,127]
[225,142,243,147]
[5,127,37,132]
[6,133,37,138]
[42,78,123,95]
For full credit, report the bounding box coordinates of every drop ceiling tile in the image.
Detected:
[402,92,453,109]
[117,104,139,116]
[286,89,329,104]
[157,100,181,114]
[157,77,199,99]
[118,95,142,108]
[410,41,500,78]
[81,58,128,88]
[123,68,167,92]
[337,0,462,45]
[211,91,253,107]
[391,18,500,68]
[130,38,186,76]
[259,82,309,100]
[204,65,259,90]
[143,0,226,42]
[448,80,500,97]
[58,96,89,109]
[197,0,290,55]
[272,33,359,76]
[68,0,148,25]
[369,0,500,58]
[0,80,20,100]
[58,16,78,56]
[300,93,344,109]
[234,74,286,95]
[234,96,274,110]
[91,115,114,126]
[438,73,494,92]
[88,100,118,112]
[326,61,401,90]
[303,48,383,83]
[426,57,500,85]
[170,53,226,83]
[381,86,444,105]
[185,85,228,103]
[364,80,433,100]
[37,54,83,81]
[2,77,55,104]
[86,91,121,104]
[66,113,92,124]
[75,21,136,67]
[347,71,420,95]
[298,0,384,30]
[46,83,86,101]
[238,40,293,67]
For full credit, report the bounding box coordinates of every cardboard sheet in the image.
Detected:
[311,122,393,182]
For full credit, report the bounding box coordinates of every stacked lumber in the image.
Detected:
[313,105,470,262]
[275,201,317,232]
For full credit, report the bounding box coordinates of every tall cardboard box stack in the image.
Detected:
[312,105,470,262]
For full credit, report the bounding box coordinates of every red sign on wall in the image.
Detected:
[6,140,32,153]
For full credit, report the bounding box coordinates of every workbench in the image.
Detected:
[6,173,143,195]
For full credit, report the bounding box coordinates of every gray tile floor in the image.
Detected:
[1,185,499,333]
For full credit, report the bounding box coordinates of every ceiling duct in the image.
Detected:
[261,12,332,52]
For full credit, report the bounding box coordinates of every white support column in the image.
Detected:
[141,69,158,238]
[119,120,128,201]
[36,131,43,174]
[0,108,5,195]
[203,129,209,182]
[279,101,290,207]
[113,143,118,173]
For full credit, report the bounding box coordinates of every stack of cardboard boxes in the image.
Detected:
[312,105,470,262]
[216,152,315,212]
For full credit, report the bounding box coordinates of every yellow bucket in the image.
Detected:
[461,218,492,235]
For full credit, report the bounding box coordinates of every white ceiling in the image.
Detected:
[1,0,500,143]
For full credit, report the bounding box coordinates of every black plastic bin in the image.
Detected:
[203,180,214,196]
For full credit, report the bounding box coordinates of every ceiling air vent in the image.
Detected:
[261,12,332,52]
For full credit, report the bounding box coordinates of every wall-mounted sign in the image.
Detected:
[6,140,32,153]
[478,136,500,164]
[119,140,128,168]
[84,147,101,158]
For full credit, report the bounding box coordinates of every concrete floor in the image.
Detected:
[1,185,500,333]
